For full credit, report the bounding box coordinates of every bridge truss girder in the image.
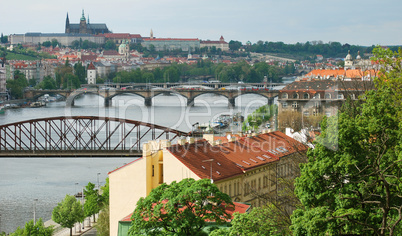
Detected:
[0,116,188,154]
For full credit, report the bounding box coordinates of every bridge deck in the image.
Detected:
[0,150,142,158]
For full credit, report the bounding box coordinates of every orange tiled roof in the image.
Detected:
[166,132,306,179]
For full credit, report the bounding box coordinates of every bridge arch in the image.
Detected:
[66,90,106,107]
[0,116,188,156]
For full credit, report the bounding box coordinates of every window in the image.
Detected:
[152,165,154,177]
[325,111,331,117]
[281,93,288,99]
[293,93,299,99]
[314,93,320,99]
[325,93,331,99]
[303,93,309,99]
[282,102,288,108]
[337,93,344,99]
[292,101,299,108]
[303,111,309,116]
[229,184,232,196]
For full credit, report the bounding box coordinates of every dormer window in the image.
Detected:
[293,93,299,99]
[303,93,309,99]
[325,93,331,99]
[281,93,288,99]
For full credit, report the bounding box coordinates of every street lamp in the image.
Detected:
[202,159,214,183]
[33,199,38,225]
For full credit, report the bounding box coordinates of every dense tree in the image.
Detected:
[9,218,54,236]
[36,76,57,90]
[6,70,28,99]
[0,33,8,43]
[229,40,243,51]
[95,205,110,236]
[42,41,52,48]
[74,62,86,84]
[291,46,402,235]
[83,182,101,224]
[52,195,84,236]
[104,40,116,51]
[51,39,59,48]
[129,178,233,236]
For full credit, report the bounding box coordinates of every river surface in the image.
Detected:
[0,93,269,233]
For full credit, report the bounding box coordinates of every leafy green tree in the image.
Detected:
[291,47,402,235]
[51,39,59,48]
[52,195,84,236]
[104,40,116,51]
[95,205,110,236]
[9,218,53,236]
[229,40,243,51]
[129,178,234,236]
[36,76,57,90]
[84,182,101,224]
[74,62,86,84]
[100,177,109,206]
[6,70,28,99]
[42,41,51,48]
[228,206,286,236]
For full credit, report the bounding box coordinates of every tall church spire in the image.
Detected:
[65,13,70,33]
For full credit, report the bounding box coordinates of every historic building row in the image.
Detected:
[108,131,306,236]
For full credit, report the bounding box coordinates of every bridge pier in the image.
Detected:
[228,98,235,107]
[144,97,152,106]
[104,98,112,107]
[268,97,274,106]
[187,98,194,106]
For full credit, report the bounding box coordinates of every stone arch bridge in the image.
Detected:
[25,83,281,107]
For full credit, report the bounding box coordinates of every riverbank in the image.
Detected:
[45,213,97,236]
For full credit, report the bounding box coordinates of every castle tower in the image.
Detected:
[87,62,96,85]
[65,13,70,33]
[79,9,87,34]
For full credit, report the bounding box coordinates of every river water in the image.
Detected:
[0,93,269,233]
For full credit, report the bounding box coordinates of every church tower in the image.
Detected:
[65,13,70,33]
[79,9,87,34]
[87,62,96,85]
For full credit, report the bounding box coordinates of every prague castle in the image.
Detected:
[65,10,110,35]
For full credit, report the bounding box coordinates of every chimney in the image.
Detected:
[160,140,171,149]
[213,139,222,146]
[187,137,195,144]
[177,138,186,145]
[142,143,151,157]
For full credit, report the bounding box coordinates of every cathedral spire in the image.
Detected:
[65,13,70,33]
[80,9,86,21]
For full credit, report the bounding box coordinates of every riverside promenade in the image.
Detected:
[45,216,97,236]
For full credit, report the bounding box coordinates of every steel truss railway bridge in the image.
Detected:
[0,116,188,157]
[24,82,283,107]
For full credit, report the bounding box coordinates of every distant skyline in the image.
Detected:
[1,0,401,46]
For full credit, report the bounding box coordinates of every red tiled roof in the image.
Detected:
[101,33,142,39]
[166,140,243,181]
[87,62,95,70]
[166,132,306,179]
[144,38,199,42]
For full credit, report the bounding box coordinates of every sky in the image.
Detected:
[0,0,401,46]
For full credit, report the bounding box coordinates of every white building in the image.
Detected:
[87,62,96,84]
